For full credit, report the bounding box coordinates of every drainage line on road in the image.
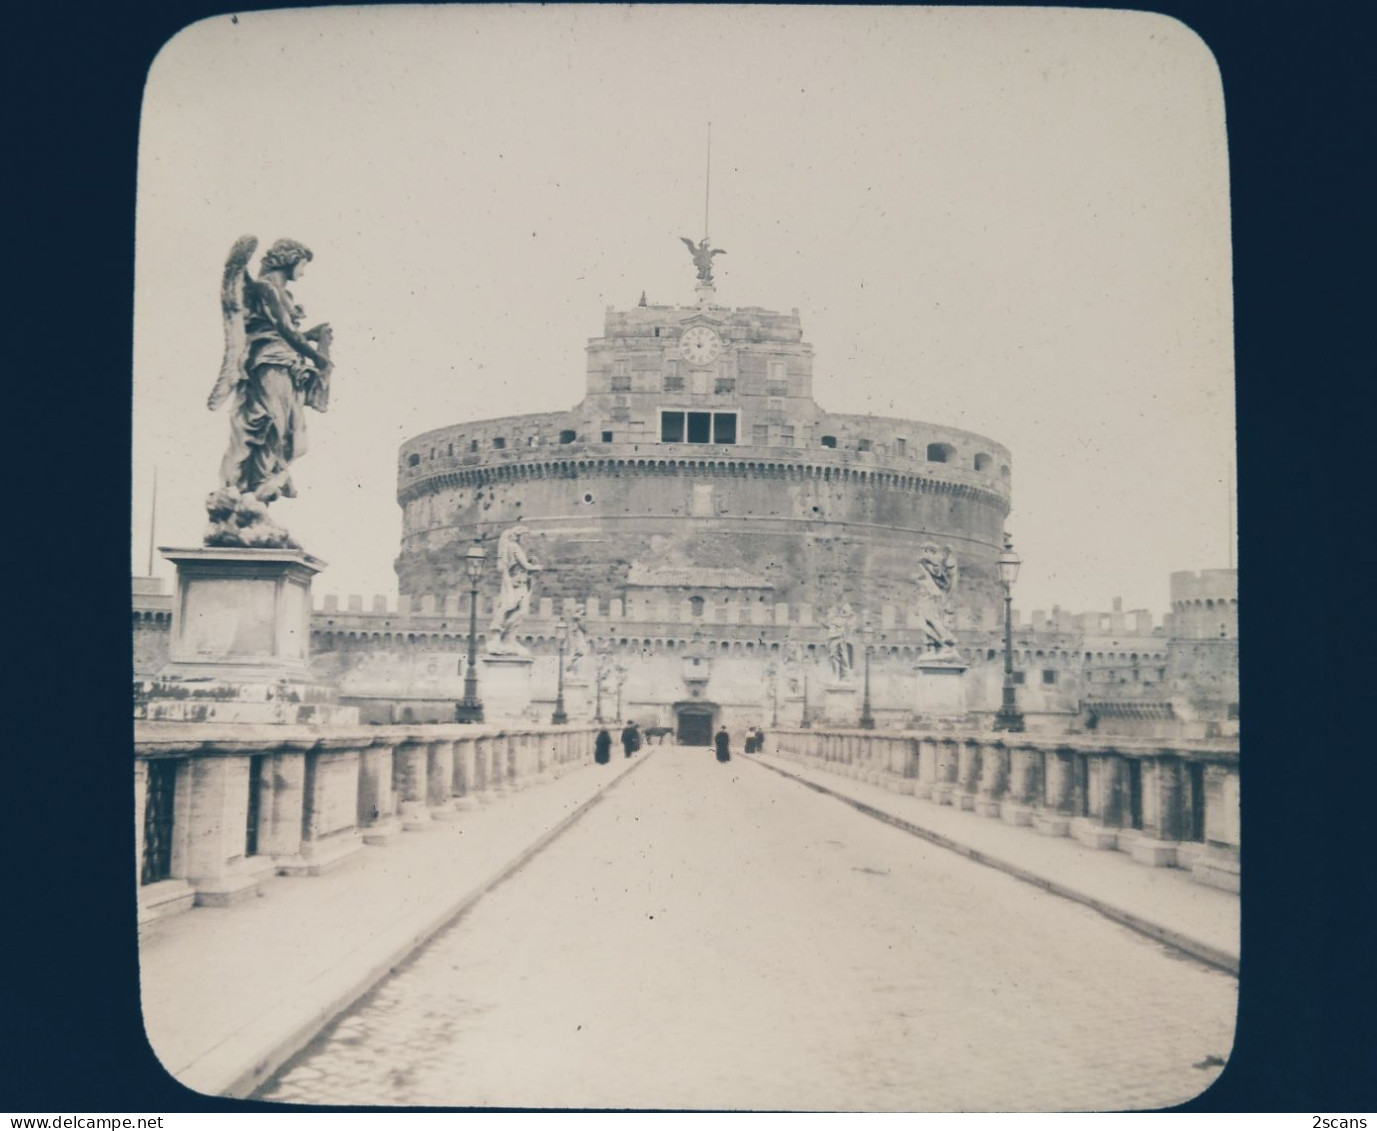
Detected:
[242,753,656,1100]
[751,758,1239,977]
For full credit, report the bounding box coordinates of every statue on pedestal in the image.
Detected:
[565,608,591,676]
[915,544,961,660]
[781,637,803,695]
[205,236,334,548]
[486,524,541,655]
[823,602,857,683]
[680,236,726,285]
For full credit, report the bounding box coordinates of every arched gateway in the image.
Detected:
[673,701,717,746]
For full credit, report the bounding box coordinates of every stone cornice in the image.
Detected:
[397,452,1011,514]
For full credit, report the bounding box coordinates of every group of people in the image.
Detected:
[712,724,767,763]
[592,721,766,765]
[594,722,642,765]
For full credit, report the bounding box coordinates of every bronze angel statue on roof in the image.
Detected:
[680,236,726,285]
[203,236,334,547]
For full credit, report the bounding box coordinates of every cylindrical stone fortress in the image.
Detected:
[396,295,1012,624]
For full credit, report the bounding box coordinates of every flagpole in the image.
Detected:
[704,121,711,241]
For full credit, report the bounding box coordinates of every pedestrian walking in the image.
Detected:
[621,721,638,758]
[714,725,731,763]
[594,728,612,765]
[756,726,767,754]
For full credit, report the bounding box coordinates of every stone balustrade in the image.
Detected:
[767,727,1240,892]
[134,722,599,925]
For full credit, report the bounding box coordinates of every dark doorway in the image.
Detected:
[141,759,178,886]
[1127,760,1144,830]
[676,709,714,746]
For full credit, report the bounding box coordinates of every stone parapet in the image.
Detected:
[135,721,601,926]
[764,726,1239,892]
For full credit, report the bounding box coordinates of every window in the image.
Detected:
[559,430,577,444]
[470,440,479,452]
[752,424,769,445]
[664,375,684,392]
[821,435,837,448]
[1042,670,1057,685]
[611,375,631,392]
[601,431,614,443]
[974,452,993,471]
[857,438,872,453]
[690,596,704,618]
[408,453,420,467]
[927,442,955,462]
[715,378,736,394]
[660,411,737,444]
[493,437,506,449]
[767,361,786,396]
[895,438,907,457]
[780,425,795,446]
[1012,671,1026,685]
[447,443,454,457]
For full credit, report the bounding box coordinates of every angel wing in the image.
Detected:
[680,236,698,255]
[207,235,258,411]
[710,248,727,257]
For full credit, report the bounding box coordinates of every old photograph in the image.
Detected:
[130,4,1239,1111]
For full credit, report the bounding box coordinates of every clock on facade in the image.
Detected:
[679,325,722,366]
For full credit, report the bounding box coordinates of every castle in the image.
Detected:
[134,259,1237,740]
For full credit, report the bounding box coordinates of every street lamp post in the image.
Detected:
[455,544,485,723]
[594,645,606,723]
[859,621,876,729]
[992,533,1025,733]
[552,616,568,725]
[800,667,812,728]
[614,662,627,721]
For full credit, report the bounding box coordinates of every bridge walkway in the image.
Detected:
[243,744,1236,1110]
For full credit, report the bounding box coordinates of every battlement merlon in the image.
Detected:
[1169,569,1238,604]
[599,304,805,343]
[304,592,1163,638]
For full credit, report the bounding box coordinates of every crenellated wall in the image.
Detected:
[133,577,1195,729]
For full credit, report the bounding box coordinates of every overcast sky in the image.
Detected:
[132,4,1235,617]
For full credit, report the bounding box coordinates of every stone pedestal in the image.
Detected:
[138,546,357,725]
[1191,849,1241,892]
[913,661,968,720]
[780,694,806,727]
[1033,811,1072,837]
[479,654,535,722]
[822,683,858,725]
[138,880,196,927]
[562,678,592,721]
[1000,803,1035,827]
[1070,817,1119,850]
[1129,837,1180,868]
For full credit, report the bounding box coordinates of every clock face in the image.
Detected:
[680,325,722,366]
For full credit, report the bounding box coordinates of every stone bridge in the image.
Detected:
[135,722,1239,1109]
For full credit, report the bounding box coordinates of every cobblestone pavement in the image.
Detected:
[256,745,1236,1111]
